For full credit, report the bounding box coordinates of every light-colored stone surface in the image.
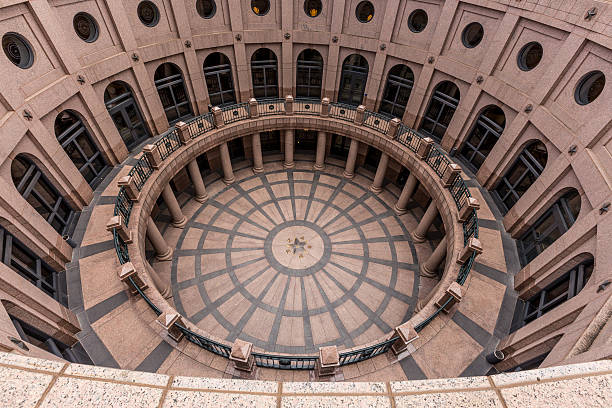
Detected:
[0,352,65,373]
[163,390,277,408]
[64,363,169,386]
[171,376,278,393]
[490,359,612,386]
[394,390,503,407]
[283,381,386,394]
[391,375,490,393]
[281,396,391,408]
[0,365,54,408]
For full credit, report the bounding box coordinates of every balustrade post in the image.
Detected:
[175,121,191,145]
[118,262,148,294]
[248,98,258,118]
[229,339,255,372]
[143,144,163,169]
[283,129,295,169]
[212,106,224,128]
[442,164,461,187]
[317,345,339,377]
[186,159,208,203]
[458,197,480,222]
[161,184,187,228]
[320,97,330,117]
[416,137,434,160]
[394,173,417,215]
[412,200,439,243]
[314,131,327,170]
[354,105,366,125]
[435,282,463,313]
[219,142,235,184]
[156,312,184,342]
[388,118,402,139]
[118,175,140,202]
[457,237,483,265]
[251,133,264,174]
[370,153,390,194]
[106,215,132,243]
[146,216,172,261]
[285,95,294,115]
[421,236,447,278]
[391,323,419,355]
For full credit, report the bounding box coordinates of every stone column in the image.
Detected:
[186,160,208,203]
[145,261,171,298]
[219,142,235,184]
[420,236,447,278]
[251,133,264,174]
[412,200,439,243]
[146,217,172,261]
[342,139,359,179]
[161,185,187,228]
[394,173,418,215]
[370,153,389,194]
[314,131,327,170]
[283,129,295,169]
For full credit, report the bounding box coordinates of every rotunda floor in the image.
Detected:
[165,163,425,353]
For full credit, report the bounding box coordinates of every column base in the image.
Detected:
[283,162,295,169]
[394,204,408,216]
[313,163,325,171]
[420,263,439,279]
[369,184,383,194]
[171,216,187,229]
[156,247,173,262]
[252,166,264,174]
[342,170,355,179]
[159,284,172,299]
[194,194,208,203]
[223,175,236,185]
[411,231,426,243]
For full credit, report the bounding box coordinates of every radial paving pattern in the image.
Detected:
[171,167,421,353]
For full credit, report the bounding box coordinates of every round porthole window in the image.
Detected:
[408,9,428,33]
[356,1,374,23]
[517,42,543,71]
[251,0,270,16]
[196,0,216,19]
[73,12,99,43]
[574,71,605,105]
[461,22,484,48]
[2,33,34,69]
[138,1,160,27]
[304,0,322,18]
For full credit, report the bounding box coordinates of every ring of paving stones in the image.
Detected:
[171,168,421,354]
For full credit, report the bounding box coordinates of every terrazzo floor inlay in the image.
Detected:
[166,167,423,353]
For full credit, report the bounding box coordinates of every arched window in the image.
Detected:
[518,189,581,266]
[419,81,460,141]
[296,49,323,99]
[379,64,414,118]
[54,111,108,188]
[459,105,506,170]
[154,63,192,124]
[251,48,279,99]
[203,52,237,107]
[338,54,369,106]
[104,81,150,150]
[0,227,67,306]
[515,257,593,329]
[11,155,75,237]
[494,141,548,213]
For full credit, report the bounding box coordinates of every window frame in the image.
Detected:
[418,83,460,141]
[251,50,279,99]
[378,65,414,118]
[154,64,193,124]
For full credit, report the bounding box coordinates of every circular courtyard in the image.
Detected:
[169,166,423,353]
